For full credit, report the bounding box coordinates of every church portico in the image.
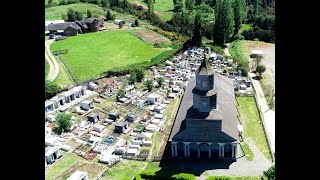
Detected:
[171,141,238,159]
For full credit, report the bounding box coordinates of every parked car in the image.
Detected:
[55,35,67,41]
[48,34,54,39]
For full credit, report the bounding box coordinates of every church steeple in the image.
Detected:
[192,56,217,113]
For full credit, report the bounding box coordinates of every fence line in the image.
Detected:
[56,52,79,84]
[52,161,80,180]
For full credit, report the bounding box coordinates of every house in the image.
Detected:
[126,113,138,123]
[114,121,128,133]
[67,171,88,180]
[81,100,94,111]
[45,146,62,165]
[87,113,100,123]
[45,20,65,27]
[169,57,239,160]
[47,22,80,36]
[109,112,119,121]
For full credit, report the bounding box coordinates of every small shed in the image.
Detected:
[87,113,100,123]
[67,171,88,180]
[251,50,263,58]
[81,100,94,111]
[114,121,128,133]
[109,112,119,121]
[93,124,105,132]
[126,113,138,123]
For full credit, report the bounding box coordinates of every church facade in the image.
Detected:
[169,57,239,159]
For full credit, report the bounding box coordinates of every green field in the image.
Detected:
[237,97,272,161]
[45,3,105,20]
[103,159,147,180]
[51,30,169,82]
[45,152,82,180]
[45,59,50,78]
[128,0,174,21]
[53,56,75,89]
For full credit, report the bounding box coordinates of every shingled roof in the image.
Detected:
[195,57,214,75]
[47,22,79,31]
[169,74,239,142]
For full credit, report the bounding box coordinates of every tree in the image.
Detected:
[233,0,246,37]
[75,11,83,20]
[45,80,59,99]
[104,83,109,90]
[263,164,275,180]
[144,79,153,91]
[157,77,164,87]
[67,8,77,21]
[134,19,139,27]
[134,69,145,82]
[87,10,92,18]
[173,0,183,12]
[256,64,266,78]
[195,0,204,6]
[253,0,259,16]
[101,0,110,8]
[185,0,195,10]
[117,86,126,100]
[147,0,154,15]
[213,0,234,46]
[192,11,202,46]
[105,10,115,20]
[173,0,177,6]
[129,71,137,84]
[55,113,72,134]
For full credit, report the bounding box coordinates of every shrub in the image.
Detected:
[45,80,59,99]
[134,174,142,180]
[253,38,259,41]
[171,173,195,180]
[205,176,231,180]
[139,171,156,179]
[234,34,245,40]
[263,164,275,180]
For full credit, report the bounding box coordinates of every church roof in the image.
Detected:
[169,74,239,142]
[195,57,214,75]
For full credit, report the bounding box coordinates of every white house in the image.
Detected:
[67,171,88,180]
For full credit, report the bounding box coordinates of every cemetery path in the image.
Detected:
[45,40,59,81]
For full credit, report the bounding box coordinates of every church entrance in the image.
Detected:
[199,143,210,159]
[189,143,198,158]
[210,143,220,158]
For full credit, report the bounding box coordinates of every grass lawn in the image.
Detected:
[45,151,82,180]
[229,40,249,67]
[50,30,168,82]
[240,142,254,161]
[102,159,147,180]
[45,3,105,20]
[127,0,174,21]
[80,144,91,152]
[236,97,272,161]
[53,56,75,89]
[45,59,50,78]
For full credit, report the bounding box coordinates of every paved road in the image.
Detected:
[249,73,275,155]
[45,39,59,81]
[224,44,275,159]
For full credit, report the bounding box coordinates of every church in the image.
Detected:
[168,57,239,160]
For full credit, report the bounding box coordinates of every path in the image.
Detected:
[45,39,59,81]
[224,44,275,159]
[249,73,275,156]
[197,138,272,179]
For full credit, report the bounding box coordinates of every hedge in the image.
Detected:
[206,176,231,180]
[139,171,195,180]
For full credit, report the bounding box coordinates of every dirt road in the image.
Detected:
[45,39,59,81]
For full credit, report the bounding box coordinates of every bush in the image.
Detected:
[139,171,157,179]
[134,174,142,180]
[253,38,259,41]
[45,80,59,99]
[171,173,195,180]
[263,164,275,180]
[234,34,245,40]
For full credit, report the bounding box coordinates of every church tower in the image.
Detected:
[192,57,218,112]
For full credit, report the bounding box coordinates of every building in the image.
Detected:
[47,22,80,36]
[114,121,128,133]
[169,57,239,160]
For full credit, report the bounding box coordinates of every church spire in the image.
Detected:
[195,56,214,75]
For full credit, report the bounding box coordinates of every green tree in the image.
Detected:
[195,0,204,6]
[129,71,137,84]
[134,19,139,27]
[156,77,164,87]
[263,164,275,180]
[67,8,76,21]
[144,79,153,91]
[192,11,202,46]
[105,10,115,20]
[185,0,195,10]
[147,0,154,15]
[173,0,177,6]
[117,86,126,100]
[256,64,266,78]
[75,10,83,21]
[104,83,109,90]
[87,10,92,18]
[213,0,234,46]
[174,0,183,11]
[254,0,259,16]
[134,69,145,82]
[233,0,246,37]
[55,113,72,134]
[45,80,59,99]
